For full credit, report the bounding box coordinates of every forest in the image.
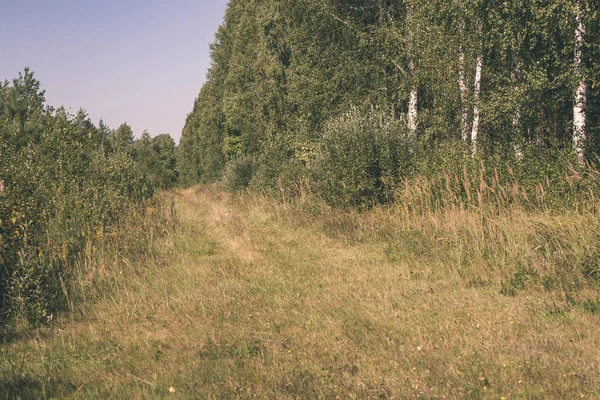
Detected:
[179,0,600,206]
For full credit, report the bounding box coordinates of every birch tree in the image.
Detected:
[459,47,470,141]
[471,51,483,156]
[178,0,600,192]
[406,1,418,137]
[573,0,586,161]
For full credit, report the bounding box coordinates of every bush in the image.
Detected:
[310,108,411,208]
[247,136,310,199]
[0,70,165,326]
[222,155,257,193]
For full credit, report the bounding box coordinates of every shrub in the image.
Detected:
[0,70,166,326]
[248,136,310,199]
[222,155,257,193]
[310,108,411,208]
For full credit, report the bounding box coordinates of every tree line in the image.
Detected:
[177,0,600,204]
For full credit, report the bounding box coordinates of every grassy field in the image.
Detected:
[1,186,600,399]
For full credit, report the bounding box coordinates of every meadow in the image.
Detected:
[2,180,599,399]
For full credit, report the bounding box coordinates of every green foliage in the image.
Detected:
[311,108,411,208]
[249,136,309,199]
[177,80,226,186]
[0,70,173,326]
[176,0,600,209]
[222,155,256,193]
[133,132,178,192]
[109,123,134,152]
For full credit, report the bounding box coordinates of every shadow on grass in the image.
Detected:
[0,326,56,347]
[0,326,29,347]
[0,376,76,400]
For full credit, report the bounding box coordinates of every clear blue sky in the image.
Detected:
[0,0,229,142]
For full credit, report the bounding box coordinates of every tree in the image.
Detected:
[178,0,600,200]
[0,68,46,148]
[573,0,587,161]
[110,122,134,152]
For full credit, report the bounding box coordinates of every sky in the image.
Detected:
[0,0,230,142]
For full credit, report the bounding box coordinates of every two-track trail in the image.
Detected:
[2,186,600,399]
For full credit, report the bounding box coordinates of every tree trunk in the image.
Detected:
[406,2,418,138]
[459,48,469,141]
[512,111,524,159]
[512,64,523,159]
[471,54,483,156]
[573,0,587,162]
[408,58,418,135]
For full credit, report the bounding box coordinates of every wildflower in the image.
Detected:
[169,387,176,393]
[0,180,4,192]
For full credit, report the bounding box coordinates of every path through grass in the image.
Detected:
[1,186,599,399]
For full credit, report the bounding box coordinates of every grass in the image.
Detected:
[1,184,600,399]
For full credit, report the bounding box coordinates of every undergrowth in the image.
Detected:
[0,194,177,337]
[268,156,600,306]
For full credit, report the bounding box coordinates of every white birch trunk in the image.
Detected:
[573,0,587,162]
[512,65,523,159]
[471,54,483,156]
[408,58,418,135]
[459,48,469,141]
[406,2,418,137]
[512,112,524,159]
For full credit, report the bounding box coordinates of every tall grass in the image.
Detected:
[269,157,600,307]
[1,186,599,398]
[398,158,600,215]
[67,194,178,312]
[1,192,177,334]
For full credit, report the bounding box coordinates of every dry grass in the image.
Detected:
[1,185,600,399]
